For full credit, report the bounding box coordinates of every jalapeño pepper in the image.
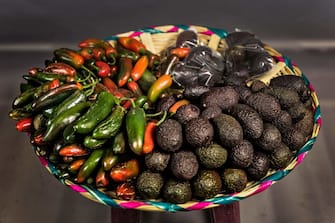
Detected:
[102,145,119,171]
[74,91,115,134]
[125,106,146,155]
[53,48,85,69]
[112,131,126,154]
[44,62,76,76]
[147,74,173,103]
[83,135,107,149]
[117,37,146,54]
[110,159,139,182]
[77,149,105,183]
[117,57,132,87]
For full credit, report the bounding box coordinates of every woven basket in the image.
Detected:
[33,25,322,212]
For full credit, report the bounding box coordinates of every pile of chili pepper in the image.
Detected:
[8,35,188,201]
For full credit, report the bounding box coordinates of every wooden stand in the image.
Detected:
[111,202,240,223]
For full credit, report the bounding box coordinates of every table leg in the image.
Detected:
[111,208,140,223]
[209,202,240,223]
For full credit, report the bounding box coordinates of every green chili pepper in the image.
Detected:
[25,72,74,83]
[63,122,77,144]
[147,74,173,103]
[137,69,157,93]
[92,106,125,139]
[134,95,148,108]
[125,107,146,155]
[102,145,119,171]
[12,86,37,109]
[77,149,105,183]
[43,101,90,142]
[53,48,85,69]
[83,135,107,149]
[8,103,33,120]
[74,91,115,134]
[20,83,34,93]
[112,131,126,154]
[116,45,139,61]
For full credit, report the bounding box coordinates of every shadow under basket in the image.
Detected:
[33,25,322,212]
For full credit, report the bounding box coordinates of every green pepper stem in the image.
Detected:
[156,111,167,126]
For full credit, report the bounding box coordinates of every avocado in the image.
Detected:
[193,170,222,199]
[184,117,214,148]
[229,140,254,168]
[196,143,228,169]
[223,75,247,87]
[162,178,192,204]
[222,168,248,193]
[156,94,176,113]
[287,102,307,123]
[271,110,292,132]
[247,151,270,180]
[145,151,170,172]
[155,119,183,152]
[269,75,310,102]
[270,143,293,169]
[200,86,239,110]
[170,150,199,180]
[250,80,267,92]
[233,85,252,103]
[212,113,243,148]
[255,123,281,152]
[281,126,306,151]
[246,92,281,121]
[184,85,210,100]
[174,104,200,124]
[294,108,314,137]
[262,86,300,110]
[200,105,222,120]
[136,171,164,199]
[229,104,264,139]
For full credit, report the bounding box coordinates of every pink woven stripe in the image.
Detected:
[199,30,214,36]
[167,26,179,32]
[251,181,273,196]
[309,83,315,92]
[38,156,48,166]
[119,201,147,209]
[186,201,212,210]
[69,184,87,193]
[296,152,307,166]
[317,117,322,127]
[129,31,143,37]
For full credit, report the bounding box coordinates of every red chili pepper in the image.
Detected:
[95,61,111,78]
[127,80,143,97]
[78,38,109,49]
[117,37,146,53]
[121,99,132,109]
[170,47,190,59]
[44,62,77,76]
[169,99,190,114]
[28,67,40,76]
[117,57,133,87]
[131,55,149,81]
[53,48,85,69]
[147,74,173,103]
[96,167,110,188]
[31,132,45,146]
[105,45,117,62]
[78,47,93,60]
[68,158,86,174]
[143,121,156,154]
[116,182,136,200]
[48,79,60,90]
[59,144,89,157]
[102,77,118,93]
[110,65,118,78]
[92,48,107,61]
[15,117,33,132]
[110,159,139,182]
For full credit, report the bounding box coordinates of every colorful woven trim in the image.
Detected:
[33,25,321,212]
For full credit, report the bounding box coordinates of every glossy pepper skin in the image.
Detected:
[112,131,126,154]
[110,159,139,182]
[102,145,119,171]
[117,57,132,87]
[147,74,173,103]
[95,61,110,78]
[77,149,105,183]
[118,37,146,54]
[116,182,136,200]
[130,55,149,81]
[59,144,89,157]
[125,107,146,155]
[74,91,115,134]
[142,121,156,154]
[44,62,76,76]
[15,117,33,132]
[53,48,85,69]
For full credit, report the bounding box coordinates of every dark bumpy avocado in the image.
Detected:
[184,85,210,100]
[246,92,281,121]
[170,151,199,180]
[270,143,293,169]
[271,110,292,132]
[200,86,239,110]
[136,171,164,199]
[200,105,222,120]
[262,86,300,110]
[162,179,192,204]
[233,85,252,103]
[222,168,248,193]
[229,104,264,139]
[184,117,214,148]
[269,74,310,102]
[287,102,307,123]
[196,143,228,169]
[255,123,282,152]
[145,151,170,172]
[294,108,314,137]
[156,94,176,113]
[193,170,222,199]
[155,119,183,152]
[174,104,200,124]
[281,126,306,151]
[212,113,243,148]
[229,140,254,168]
[250,80,267,92]
[247,151,270,180]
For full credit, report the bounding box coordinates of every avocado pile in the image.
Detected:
[9,28,315,204]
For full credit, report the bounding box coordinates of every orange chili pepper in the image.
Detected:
[169,99,190,114]
[68,158,86,174]
[110,159,139,182]
[117,57,133,87]
[59,144,89,157]
[102,77,118,94]
[170,47,190,59]
[131,55,149,81]
[142,121,156,154]
[96,167,110,188]
[118,37,146,53]
[147,74,173,103]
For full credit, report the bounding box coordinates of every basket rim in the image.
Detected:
[34,24,322,212]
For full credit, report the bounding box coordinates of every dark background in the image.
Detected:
[1,1,334,223]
